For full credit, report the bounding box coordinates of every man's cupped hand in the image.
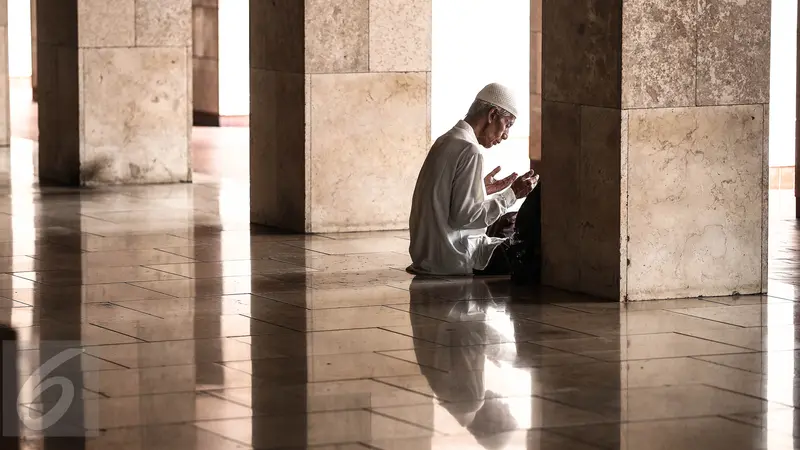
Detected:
[484,166,518,195]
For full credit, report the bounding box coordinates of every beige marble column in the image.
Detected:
[796,1,800,219]
[36,0,192,186]
[541,0,770,301]
[192,0,219,125]
[0,0,8,147]
[530,0,542,162]
[249,0,431,232]
[30,0,36,102]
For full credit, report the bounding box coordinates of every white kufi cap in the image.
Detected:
[475,83,519,118]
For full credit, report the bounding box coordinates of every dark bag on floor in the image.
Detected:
[509,182,542,285]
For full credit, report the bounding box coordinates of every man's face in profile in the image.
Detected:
[481,110,515,148]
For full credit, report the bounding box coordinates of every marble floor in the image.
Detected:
[4,79,800,449]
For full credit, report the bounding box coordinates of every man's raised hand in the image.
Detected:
[511,170,539,199]
[484,166,518,195]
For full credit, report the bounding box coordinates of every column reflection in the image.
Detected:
[767,295,796,447]
[32,165,86,446]
[192,182,224,394]
[249,242,307,449]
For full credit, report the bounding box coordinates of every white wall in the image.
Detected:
[769,0,797,167]
[431,0,531,183]
[8,0,32,78]
[218,0,249,116]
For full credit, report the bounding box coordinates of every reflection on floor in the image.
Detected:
[5,79,800,449]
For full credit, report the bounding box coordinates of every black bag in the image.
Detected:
[508,182,542,285]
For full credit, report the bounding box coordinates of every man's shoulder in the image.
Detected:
[434,132,481,156]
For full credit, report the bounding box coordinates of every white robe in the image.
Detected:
[408,120,518,275]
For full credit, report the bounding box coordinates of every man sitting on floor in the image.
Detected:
[408,83,539,278]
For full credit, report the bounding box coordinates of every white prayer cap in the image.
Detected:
[475,83,519,118]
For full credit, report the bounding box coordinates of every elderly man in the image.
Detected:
[408,83,539,277]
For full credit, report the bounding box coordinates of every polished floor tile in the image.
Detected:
[534,332,751,361]
[205,379,434,413]
[14,266,188,286]
[368,430,602,450]
[539,384,775,420]
[82,363,256,397]
[371,396,612,435]
[144,259,313,278]
[256,285,417,309]
[91,314,298,341]
[80,425,253,450]
[195,411,435,449]
[553,417,798,450]
[285,237,410,255]
[221,352,428,382]
[26,392,254,430]
[4,96,800,448]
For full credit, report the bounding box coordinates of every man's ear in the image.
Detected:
[487,107,498,123]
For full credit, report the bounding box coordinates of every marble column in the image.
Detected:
[796,1,800,219]
[30,0,36,102]
[0,0,8,147]
[541,0,770,301]
[36,0,192,186]
[530,0,542,162]
[249,0,432,233]
[192,0,219,125]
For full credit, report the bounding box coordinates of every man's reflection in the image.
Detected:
[408,276,521,449]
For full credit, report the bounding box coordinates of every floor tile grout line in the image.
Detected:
[543,428,610,450]
[525,342,761,364]
[687,354,764,374]
[518,317,606,339]
[187,422,254,448]
[137,264,195,280]
[76,212,125,225]
[717,414,776,432]
[696,383,796,409]
[121,281,179,298]
[371,350,449,374]
[520,343,610,363]
[661,309,749,328]
[366,408,442,434]
[671,331,760,351]
[368,377,438,400]
[234,313,302,333]
[111,302,168,320]
[80,353,131,371]
[703,294,796,305]
[88,322,149,344]
[376,326,441,345]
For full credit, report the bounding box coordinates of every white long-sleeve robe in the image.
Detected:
[408,120,518,275]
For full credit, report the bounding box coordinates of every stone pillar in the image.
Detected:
[36,0,192,186]
[796,0,800,219]
[30,0,36,102]
[192,0,219,125]
[0,0,8,147]
[530,0,542,162]
[249,0,431,233]
[541,0,770,301]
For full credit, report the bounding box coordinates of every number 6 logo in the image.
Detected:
[17,348,83,431]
